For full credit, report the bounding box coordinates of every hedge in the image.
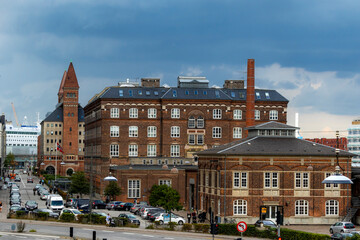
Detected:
[60,212,75,222]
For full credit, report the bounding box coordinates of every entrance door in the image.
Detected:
[265,206,278,222]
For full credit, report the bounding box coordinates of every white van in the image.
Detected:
[47,194,64,212]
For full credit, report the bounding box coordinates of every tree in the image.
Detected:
[5,152,16,168]
[149,184,182,223]
[104,181,122,201]
[69,171,89,198]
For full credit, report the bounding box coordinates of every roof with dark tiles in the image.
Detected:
[42,103,84,123]
[110,164,198,171]
[91,86,288,102]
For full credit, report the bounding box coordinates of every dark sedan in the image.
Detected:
[27,177,33,183]
[33,208,59,219]
[115,202,134,211]
[92,200,107,209]
[9,205,28,214]
[106,201,123,210]
[118,213,140,225]
[25,200,38,211]
[10,196,21,205]
[331,232,356,240]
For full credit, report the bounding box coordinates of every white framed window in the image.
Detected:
[255,110,260,120]
[326,200,339,216]
[264,172,278,188]
[147,126,157,137]
[129,108,138,118]
[188,134,195,145]
[233,200,247,215]
[295,200,309,216]
[171,126,180,138]
[325,173,339,189]
[128,180,140,198]
[233,172,247,188]
[110,108,119,118]
[171,108,180,118]
[170,145,180,157]
[197,116,204,128]
[110,126,119,137]
[212,127,222,138]
[233,109,242,120]
[295,172,309,188]
[110,144,119,157]
[148,108,157,118]
[233,127,242,139]
[188,116,195,128]
[213,109,222,119]
[129,126,138,137]
[129,144,138,156]
[269,110,278,120]
[197,135,204,145]
[159,179,171,186]
[147,144,156,157]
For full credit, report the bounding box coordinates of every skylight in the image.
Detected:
[138,90,142,95]
[146,91,150,96]
[173,90,177,97]
[256,92,260,99]
[231,92,235,98]
[129,90,133,97]
[265,92,270,99]
[119,90,123,97]
[215,90,220,98]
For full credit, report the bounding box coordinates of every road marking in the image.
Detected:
[123,232,135,235]
[102,230,114,233]
[142,235,154,238]
[15,236,27,239]
[83,228,94,231]
[164,238,174,239]
[21,175,26,188]
[0,232,60,238]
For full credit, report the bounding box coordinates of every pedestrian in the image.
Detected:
[0,201,2,213]
[33,187,36,196]
[106,213,111,226]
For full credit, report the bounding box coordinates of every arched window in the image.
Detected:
[295,200,308,215]
[45,166,55,175]
[233,200,247,215]
[197,116,204,128]
[188,116,195,128]
[66,168,74,176]
[326,200,339,216]
[269,110,278,120]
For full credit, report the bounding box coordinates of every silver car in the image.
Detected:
[330,222,355,234]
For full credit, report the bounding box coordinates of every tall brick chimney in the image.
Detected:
[245,59,255,136]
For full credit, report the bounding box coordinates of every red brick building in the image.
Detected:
[197,122,354,224]
[84,59,289,210]
[305,137,348,151]
[37,62,85,176]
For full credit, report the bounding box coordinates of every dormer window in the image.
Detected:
[255,92,261,99]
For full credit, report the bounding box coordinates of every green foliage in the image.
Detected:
[29,229,37,232]
[104,181,122,200]
[348,234,360,240]
[194,223,208,233]
[5,152,15,167]
[69,171,89,197]
[43,174,55,181]
[149,184,182,214]
[15,210,27,218]
[16,221,26,232]
[279,228,331,240]
[60,212,75,222]
[146,224,155,229]
[34,212,49,220]
[182,223,192,232]
[166,222,177,231]
[118,217,129,226]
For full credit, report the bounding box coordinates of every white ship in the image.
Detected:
[5,116,41,167]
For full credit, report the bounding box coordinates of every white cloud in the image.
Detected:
[181,67,203,76]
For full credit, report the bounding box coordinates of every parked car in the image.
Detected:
[4,177,10,184]
[65,198,77,208]
[2,184,7,190]
[92,212,107,217]
[155,213,185,225]
[330,222,356,234]
[331,232,355,240]
[40,190,50,200]
[149,211,163,222]
[10,196,21,205]
[60,208,83,220]
[146,208,165,220]
[10,192,21,199]
[130,204,146,214]
[9,205,28,214]
[14,177,21,182]
[33,208,59,219]
[75,199,90,213]
[114,202,134,211]
[92,200,107,209]
[25,200,38,211]
[254,220,277,228]
[106,201,123,211]
[118,213,140,225]
[23,170,27,174]
[27,177,33,183]
[140,207,158,219]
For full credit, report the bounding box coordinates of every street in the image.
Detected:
[0,171,264,240]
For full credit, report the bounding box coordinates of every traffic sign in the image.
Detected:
[237,221,247,232]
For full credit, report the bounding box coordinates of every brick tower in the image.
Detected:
[60,62,80,156]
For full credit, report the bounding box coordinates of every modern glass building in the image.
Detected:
[347,117,360,166]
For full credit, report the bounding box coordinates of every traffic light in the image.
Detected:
[277,237,282,240]
[210,223,219,235]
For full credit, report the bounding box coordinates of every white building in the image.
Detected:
[0,114,6,176]
[347,117,360,166]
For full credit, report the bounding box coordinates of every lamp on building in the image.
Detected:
[170,166,179,174]
[60,161,65,165]
[103,171,117,181]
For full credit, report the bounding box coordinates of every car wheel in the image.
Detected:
[341,230,344,233]
[159,220,164,225]
[178,220,184,225]
[329,229,333,234]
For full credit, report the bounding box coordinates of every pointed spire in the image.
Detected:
[58,71,67,103]
[64,62,79,89]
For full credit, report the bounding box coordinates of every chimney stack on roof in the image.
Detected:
[245,59,255,136]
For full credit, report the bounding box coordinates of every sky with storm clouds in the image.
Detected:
[0,0,360,138]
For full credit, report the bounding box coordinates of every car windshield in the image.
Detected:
[127,215,136,219]
[27,201,36,205]
[263,221,275,225]
[345,223,355,228]
[51,200,63,206]
[72,210,82,214]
